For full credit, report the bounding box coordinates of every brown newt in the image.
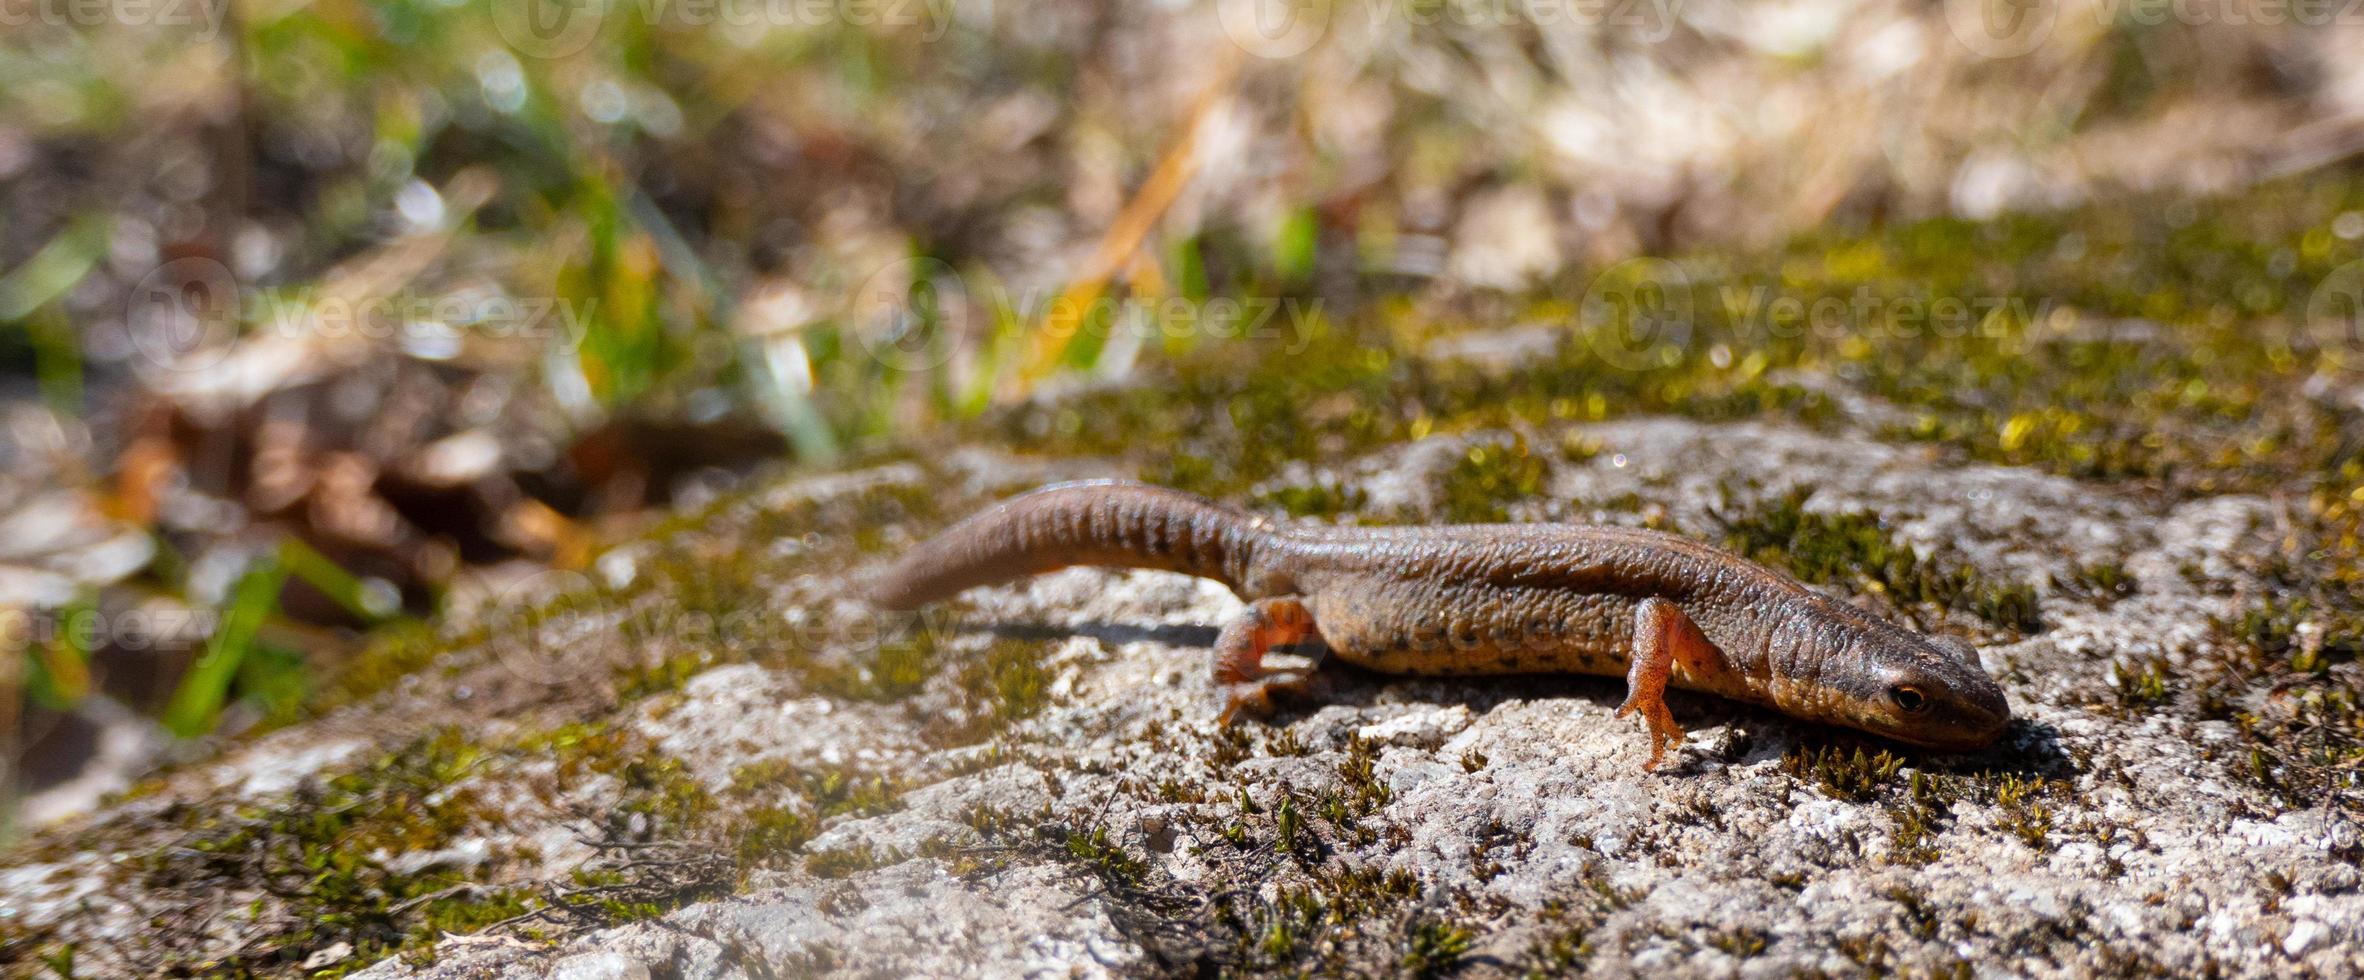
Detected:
[871,480,2011,769]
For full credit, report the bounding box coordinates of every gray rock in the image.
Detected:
[7,414,2359,978]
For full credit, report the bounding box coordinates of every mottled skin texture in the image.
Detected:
[873,481,2011,769]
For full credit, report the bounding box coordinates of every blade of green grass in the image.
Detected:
[278,537,399,623]
[0,213,108,322]
[28,307,82,414]
[163,556,288,738]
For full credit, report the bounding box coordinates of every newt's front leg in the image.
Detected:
[1213,596,1325,723]
[1617,597,1716,771]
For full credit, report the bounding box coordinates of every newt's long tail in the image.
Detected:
[869,481,1269,609]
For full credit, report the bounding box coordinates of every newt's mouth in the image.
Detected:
[1873,704,2010,752]
[1881,724,2007,753]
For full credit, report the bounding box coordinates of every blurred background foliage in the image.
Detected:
[2,0,2362,829]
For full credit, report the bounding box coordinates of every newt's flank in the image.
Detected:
[872,481,2010,770]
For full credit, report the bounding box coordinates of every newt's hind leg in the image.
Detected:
[1213,596,1325,724]
[1616,597,1713,771]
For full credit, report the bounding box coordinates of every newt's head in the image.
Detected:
[1767,601,2011,752]
[1830,623,2012,751]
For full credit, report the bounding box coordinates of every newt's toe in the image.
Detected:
[1628,703,1686,771]
[1219,674,1318,725]
[1218,683,1274,725]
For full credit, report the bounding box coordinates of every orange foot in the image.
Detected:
[1618,597,1709,771]
[1211,596,1323,725]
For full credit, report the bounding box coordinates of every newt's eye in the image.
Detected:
[1890,685,1929,713]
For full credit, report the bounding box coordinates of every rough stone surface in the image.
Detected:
[5,405,2360,978]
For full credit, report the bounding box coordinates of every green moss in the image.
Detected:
[1335,733,1394,814]
[961,802,1014,837]
[724,763,905,821]
[734,806,818,872]
[859,632,942,701]
[1781,746,1976,865]
[1556,432,1602,465]
[715,760,905,872]
[2221,592,2364,674]
[127,728,516,970]
[1209,861,1425,975]
[528,721,910,890]
[1718,486,2043,633]
[1209,726,1257,768]
[1062,824,1149,886]
[566,869,671,923]
[2195,554,2364,806]
[1704,925,1770,959]
[1156,778,1208,805]
[1400,917,1477,978]
[0,924,72,980]
[1783,744,1906,802]
[318,620,455,712]
[936,638,1054,743]
[1836,933,1893,974]
[1889,771,1952,866]
[2108,657,2174,710]
[1885,886,1938,939]
[1435,434,1549,523]
[806,843,895,879]
[1990,775,2060,852]
[616,650,713,701]
[414,888,535,943]
[843,481,948,554]
[1253,479,1371,518]
[2059,561,2136,606]
[1268,727,1312,757]
[1273,790,1306,855]
[1522,923,1591,978]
